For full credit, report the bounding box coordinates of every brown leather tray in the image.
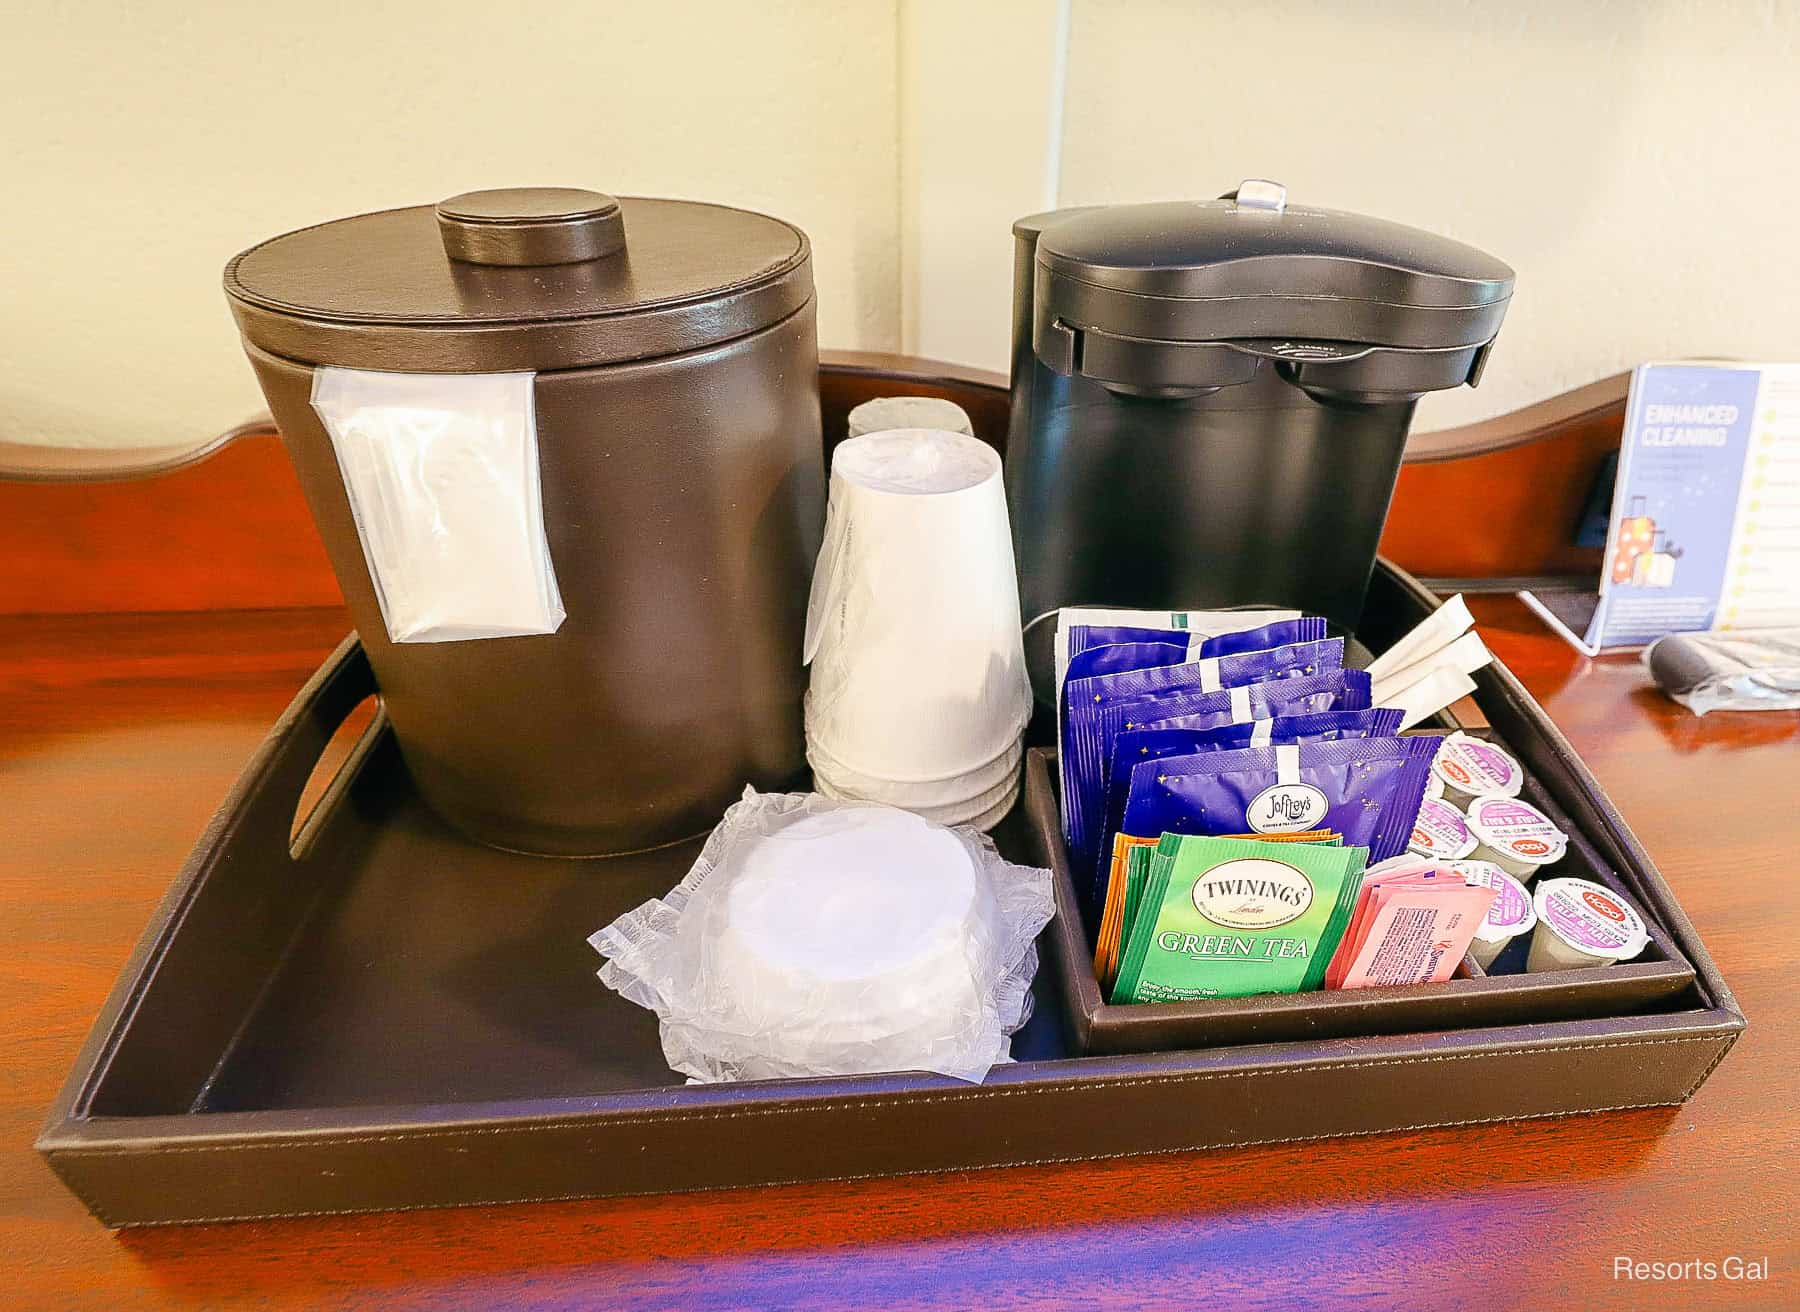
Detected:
[37,561,1744,1228]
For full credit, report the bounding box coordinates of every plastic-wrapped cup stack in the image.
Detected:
[803,428,1032,828]
[846,396,974,440]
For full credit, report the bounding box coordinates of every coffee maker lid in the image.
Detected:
[225,188,813,372]
[1024,182,1514,352]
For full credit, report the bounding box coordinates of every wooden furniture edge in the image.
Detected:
[0,353,1619,613]
[1,355,1619,483]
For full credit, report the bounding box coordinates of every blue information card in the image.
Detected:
[1529,363,1800,653]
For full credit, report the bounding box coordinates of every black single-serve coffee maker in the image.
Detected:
[1005,180,1513,643]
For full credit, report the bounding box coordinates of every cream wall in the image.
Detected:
[8,1,1799,449]
[2,0,901,449]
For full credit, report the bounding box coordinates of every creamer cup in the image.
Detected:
[1451,860,1536,969]
[1527,876,1650,971]
[1464,794,1567,879]
[1425,773,1446,801]
[1408,795,1477,861]
[1430,731,1523,805]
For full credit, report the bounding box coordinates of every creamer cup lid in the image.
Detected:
[1431,731,1523,798]
[1425,774,1446,800]
[1451,860,1536,940]
[1408,795,1477,860]
[1533,877,1649,960]
[1464,794,1567,865]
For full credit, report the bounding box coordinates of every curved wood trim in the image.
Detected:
[0,352,1624,615]
[0,352,1013,483]
[0,354,1622,482]
[0,417,276,484]
[819,348,1008,393]
[1403,372,1630,464]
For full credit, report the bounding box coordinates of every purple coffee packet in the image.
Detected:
[1121,707,1402,758]
[1059,640,1191,835]
[1132,668,1374,736]
[1063,638,1342,863]
[1089,707,1403,908]
[1119,735,1438,868]
[1086,664,1376,866]
[1082,637,1344,710]
[1064,625,1200,668]
[1080,637,1345,807]
[1063,616,1323,669]
[1063,656,1362,881]
[1193,616,1326,658]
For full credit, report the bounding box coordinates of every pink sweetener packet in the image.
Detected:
[1328,876,1431,987]
[1325,865,1471,987]
[1335,882,1498,990]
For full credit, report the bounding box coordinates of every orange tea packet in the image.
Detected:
[1094,833,1159,985]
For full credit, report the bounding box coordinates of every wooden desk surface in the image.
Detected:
[2,598,1793,1310]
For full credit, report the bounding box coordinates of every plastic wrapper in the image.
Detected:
[1120,736,1438,867]
[310,367,565,644]
[588,788,1055,1085]
[1643,628,1800,715]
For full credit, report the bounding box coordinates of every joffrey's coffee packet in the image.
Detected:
[1119,736,1437,868]
[1127,668,1373,739]
[1061,641,1348,869]
[1058,665,1368,910]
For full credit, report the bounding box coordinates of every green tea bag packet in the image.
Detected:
[1113,835,1367,1003]
[1122,842,1156,942]
[1112,842,1176,1003]
[1301,853,1367,992]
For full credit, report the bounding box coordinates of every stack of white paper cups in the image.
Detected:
[803,428,1032,828]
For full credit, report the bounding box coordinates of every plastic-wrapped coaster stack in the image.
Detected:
[803,427,1032,828]
[589,788,1055,1084]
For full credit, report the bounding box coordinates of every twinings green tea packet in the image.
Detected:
[1112,835,1366,1003]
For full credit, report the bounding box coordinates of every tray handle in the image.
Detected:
[230,634,382,858]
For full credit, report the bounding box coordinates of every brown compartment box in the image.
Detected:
[36,560,1743,1228]
[1031,742,1697,1057]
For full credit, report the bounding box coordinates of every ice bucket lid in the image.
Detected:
[1024,181,1513,353]
[225,187,813,372]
